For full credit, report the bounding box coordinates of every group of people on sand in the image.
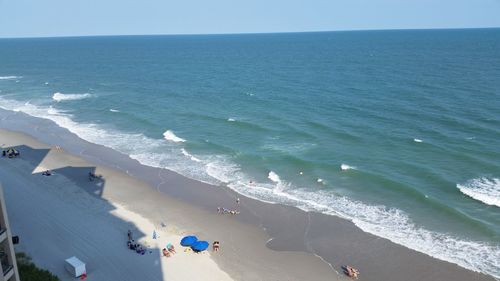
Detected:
[126,230,179,258]
[127,230,147,255]
[2,148,20,158]
[217,197,241,215]
[162,243,176,257]
[42,170,52,176]
[343,265,360,279]
[88,171,102,181]
[217,207,240,215]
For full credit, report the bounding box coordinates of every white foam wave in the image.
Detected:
[227,118,236,122]
[458,178,500,207]
[0,96,215,185]
[294,190,500,279]
[52,92,91,102]
[268,171,281,183]
[414,138,423,143]
[0,95,498,279]
[225,177,500,279]
[109,109,120,112]
[47,106,61,115]
[0,76,21,80]
[181,148,202,162]
[163,130,186,143]
[341,164,356,171]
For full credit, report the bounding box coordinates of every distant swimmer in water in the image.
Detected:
[299,171,303,175]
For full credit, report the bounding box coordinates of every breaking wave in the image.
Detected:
[458,178,500,207]
[52,92,92,102]
[0,76,22,80]
[163,130,186,143]
[341,164,356,171]
[268,171,281,183]
[181,148,202,162]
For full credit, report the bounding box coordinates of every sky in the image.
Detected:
[0,0,500,38]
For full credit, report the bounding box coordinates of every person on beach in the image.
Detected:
[89,171,94,181]
[136,245,145,255]
[162,248,170,257]
[167,243,176,254]
[127,230,132,240]
[212,241,220,252]
[344,265,359,279]
[236,197,240,204]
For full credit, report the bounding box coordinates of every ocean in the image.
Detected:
[1,29,499,278]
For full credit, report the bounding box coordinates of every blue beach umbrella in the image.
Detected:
[180,235,198,247]
[191,241,209,252]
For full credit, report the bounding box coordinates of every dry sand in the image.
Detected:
[0,130,233,281]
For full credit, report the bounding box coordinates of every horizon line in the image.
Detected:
[1,26,499,40]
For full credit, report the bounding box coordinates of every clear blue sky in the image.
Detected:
[1,0,500,38]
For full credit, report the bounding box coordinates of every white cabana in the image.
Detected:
[64,256,86,278]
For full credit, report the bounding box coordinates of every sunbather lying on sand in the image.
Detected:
[342,265,359,279]
[162,248,171,257]
[167,243,176,254]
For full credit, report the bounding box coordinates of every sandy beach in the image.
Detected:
[0,127,338,281]
[0,129,234,281]
[0,109,497,281]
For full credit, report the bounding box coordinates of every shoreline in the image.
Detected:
[0,109,496,281]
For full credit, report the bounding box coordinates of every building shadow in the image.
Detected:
[0,145,165,281]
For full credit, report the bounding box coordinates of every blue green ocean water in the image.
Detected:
[0,29,499,277]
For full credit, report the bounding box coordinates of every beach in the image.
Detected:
[0,109,497,281]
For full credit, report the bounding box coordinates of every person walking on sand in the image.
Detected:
[213,241,220,252]
[127,230,132,240]
[236,197,240,204]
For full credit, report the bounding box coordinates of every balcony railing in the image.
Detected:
[0,250,12,276]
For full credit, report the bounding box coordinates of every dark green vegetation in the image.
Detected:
[16,253,60,281]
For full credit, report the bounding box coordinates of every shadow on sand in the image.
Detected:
[1,144,164,280]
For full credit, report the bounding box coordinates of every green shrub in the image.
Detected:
[16,252,60,281]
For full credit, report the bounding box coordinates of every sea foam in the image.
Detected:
[52,92,91,102]
[163,130,186,143]
[268,171,281,183]
[457,178,500,207]
[0,76,21,80]
[181,148,201,162]
[341,164,355,171]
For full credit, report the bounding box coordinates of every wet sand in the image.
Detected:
[0,108,496,281]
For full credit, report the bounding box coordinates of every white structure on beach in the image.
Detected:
[0,184,19,281]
